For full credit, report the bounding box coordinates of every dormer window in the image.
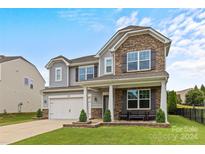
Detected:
[127,50,151,71]
[104,57,113,74]
[55,67,62,81]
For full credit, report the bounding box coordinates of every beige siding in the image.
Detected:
[0,59,45,113]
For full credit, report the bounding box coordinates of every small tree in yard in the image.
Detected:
[79,109,87,122]
[36,109,43,118]
[156,109,165,123]
[103,109,111,122]
[167,90,177,114]
[185,89,204,106]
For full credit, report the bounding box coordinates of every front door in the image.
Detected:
[103,95,109,114]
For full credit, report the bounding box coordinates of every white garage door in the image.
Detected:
[49,98,83,120]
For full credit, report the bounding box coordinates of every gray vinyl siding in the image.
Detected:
[49,62,68,87]
[99,50,114,76]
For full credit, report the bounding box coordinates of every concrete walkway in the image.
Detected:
[0,119,73,145]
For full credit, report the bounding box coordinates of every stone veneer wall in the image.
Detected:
[91,108,102,119]
[114,87,161,120]
[115,34,165,75]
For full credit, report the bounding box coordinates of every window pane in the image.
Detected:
[106,66,112,73]
[139,100,150,108]
[79,74,85,81]
[139,90,150,99]
[87,74,93,80]
[128,52,137,61]
[128,62,138,71]
[79,68,85,75]
[57,70,61,80]
[139,51,150,60]
[128,100,138,108]
[128,90,138,99]
[139,60,149,70]
[87,67,94,74]
[106,59,112,66]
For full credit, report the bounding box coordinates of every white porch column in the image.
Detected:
[160,80,168,123]
[108,85,114,121]
[83,87,88,115]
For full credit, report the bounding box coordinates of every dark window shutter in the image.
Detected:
[75,67,78,82]
[94,64,98,78]
[121,89,127,114]
[151,50,156,70]
[122,54,127,73]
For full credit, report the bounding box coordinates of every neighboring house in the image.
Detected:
[42,26,171,122]
[176,88,192,104]
[0,55,45,113]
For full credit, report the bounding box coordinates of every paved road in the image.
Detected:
[0,120,72,145]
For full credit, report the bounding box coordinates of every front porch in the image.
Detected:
[82,78,168,123]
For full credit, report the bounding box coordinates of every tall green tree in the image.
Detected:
[176,94,182,104]
[167,90,177,114]
[185,89,204,106]
[200,84,205,93]
[194,85,198,90]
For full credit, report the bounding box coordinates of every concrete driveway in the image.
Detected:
[0,119,73,145]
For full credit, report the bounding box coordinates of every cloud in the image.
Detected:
[198,11,205,19]
[116,11,138,30]
[57,9,106,32]
[139,17,152,26]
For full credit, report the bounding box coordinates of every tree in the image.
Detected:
[200,84,205,93]
[194,85,198,90]
[167,90,177,114]
[185,89,204,106]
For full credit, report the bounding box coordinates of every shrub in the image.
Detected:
[185,89,204,106]
[79,109,87,122]
[103,109,111,122]
[167,90,177,114]
[36,109,43,118]
[156,108,165,123]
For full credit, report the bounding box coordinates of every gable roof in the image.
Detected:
[45,54,98,68]
[96,25,171,57]
[0,55,45,83]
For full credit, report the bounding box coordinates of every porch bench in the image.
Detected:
[129,114,145,120]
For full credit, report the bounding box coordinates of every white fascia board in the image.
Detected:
[45,58,70,69]
[95,29,132,57]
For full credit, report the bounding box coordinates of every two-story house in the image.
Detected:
[42,26,171,122]
[0,55,45,113]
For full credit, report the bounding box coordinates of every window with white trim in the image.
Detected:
[127,89,151,109]
[127,50,151,71]
[55,67,62,81]
[104,57,113,74]
[79,65,94,81]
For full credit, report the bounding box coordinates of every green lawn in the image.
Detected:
[14,115,205,145]
[0,112,36,126]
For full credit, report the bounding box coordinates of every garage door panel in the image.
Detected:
[49,98,83,120]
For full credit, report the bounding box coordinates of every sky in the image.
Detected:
[0,8,205,91]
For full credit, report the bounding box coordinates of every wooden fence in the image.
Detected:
[176,108,205,125]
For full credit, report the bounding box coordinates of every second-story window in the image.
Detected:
[127,50,151,71]
[79,65,94,81]
[55,67,62,81]
[104,57,113,74]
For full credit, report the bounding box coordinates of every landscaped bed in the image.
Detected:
[13,115,205,145]
[0,112,36,126]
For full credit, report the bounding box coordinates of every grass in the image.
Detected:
[14,115,205,145]
[177,104,205,109]
[0,112,36,126]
